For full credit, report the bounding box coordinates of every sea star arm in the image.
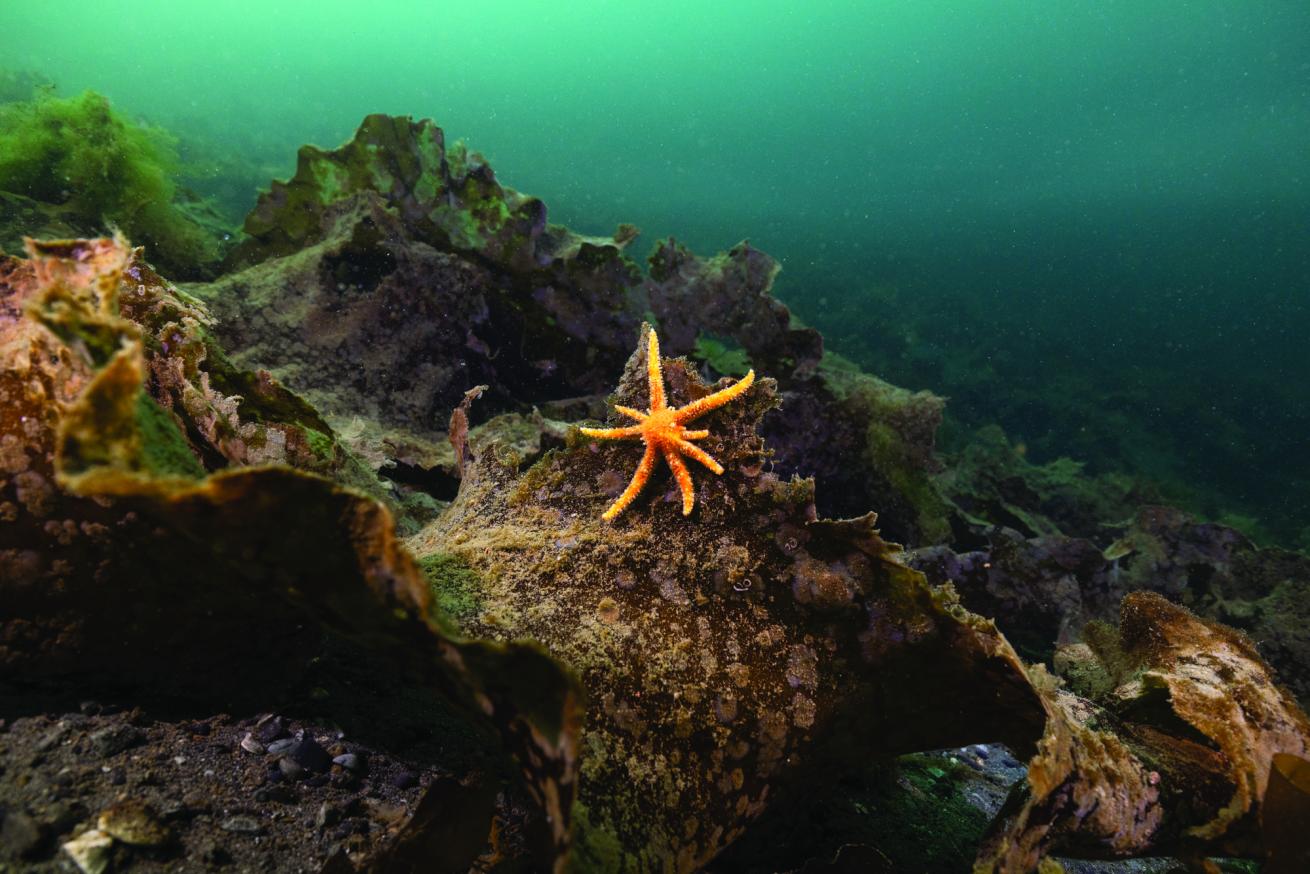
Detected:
[662,445,697,515]
[613,405,649,421]
[673,437,724,475]
[580,424,645,439]
[646,329,667,411]
[673,370,755,423]
[602,441,659,521]
[680,429,709,440]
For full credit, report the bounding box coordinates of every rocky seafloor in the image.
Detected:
[2,108,1309,873]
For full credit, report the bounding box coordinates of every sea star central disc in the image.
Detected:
[580,328,755,520]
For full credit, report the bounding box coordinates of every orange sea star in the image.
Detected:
[581,328,756,521]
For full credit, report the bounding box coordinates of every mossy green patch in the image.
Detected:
[857,754,992,871]
[864,419,951,543]
[567,801,627,873]
[418,552,486,635]
[715,753,993,872]
[135,392,205,479]
[303,427,335,463]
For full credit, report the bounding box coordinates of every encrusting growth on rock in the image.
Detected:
[580,325,755,519]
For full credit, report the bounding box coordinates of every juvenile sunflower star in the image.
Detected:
[581,328,755,520]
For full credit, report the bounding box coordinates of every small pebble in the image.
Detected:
[253,716,289,744]
[266,738,295,756]
[315,801,341,830]
[219,815,264,835]
[391,770,417,790]
[37,725,68,752]
[199,840,232,866]
[157,797,191,820]
[332,753,363,772]
[254,784,297,804]
[330,817,370,839]
[62,829,113,874]
[44,801,80,836]
[98,798,169,846]
[288,735,332,773]
[88,725,143,758]
[278,757,306,780]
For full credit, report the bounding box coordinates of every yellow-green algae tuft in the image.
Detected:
[0,91,222,276]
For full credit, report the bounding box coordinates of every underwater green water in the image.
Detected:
[2,0,1308,541]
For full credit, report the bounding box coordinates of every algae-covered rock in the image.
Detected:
[202,115,954,551]
[980,593,1310,869]
[197,114,644,462]
[410,324,1310,871]
[935,423,1154,543]
[0,236,583,869]
[799,351,950,544]
[642,239,950,546]
[412,324,1047,871]
[6,235,425,525]
[914,504,1310,705]
[646,237,823,380]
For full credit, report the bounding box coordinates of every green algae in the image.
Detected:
[715,753,993,872]
[568,801,628,874]
[692,334,752,377]
[418,552,486,635]
[0,90,221,277]
[135,392,205,479]
[819,352,951,544]
[874,755,992,871]
[302,427,334,463]
[863,418,949,542]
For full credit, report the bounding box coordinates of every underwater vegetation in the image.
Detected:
[0,90,224,279]
[817,280,1310,550]
[1,109,1309,873]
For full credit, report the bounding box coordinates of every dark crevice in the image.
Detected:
[381,460,461,501]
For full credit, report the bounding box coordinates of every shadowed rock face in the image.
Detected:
[913,504,1310,708]
[645,238,823,381]
[195,114,645,449]
[411,324,1047,871]
[0,236,583,870]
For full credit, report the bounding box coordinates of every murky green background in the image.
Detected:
[3,0,1307,540]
